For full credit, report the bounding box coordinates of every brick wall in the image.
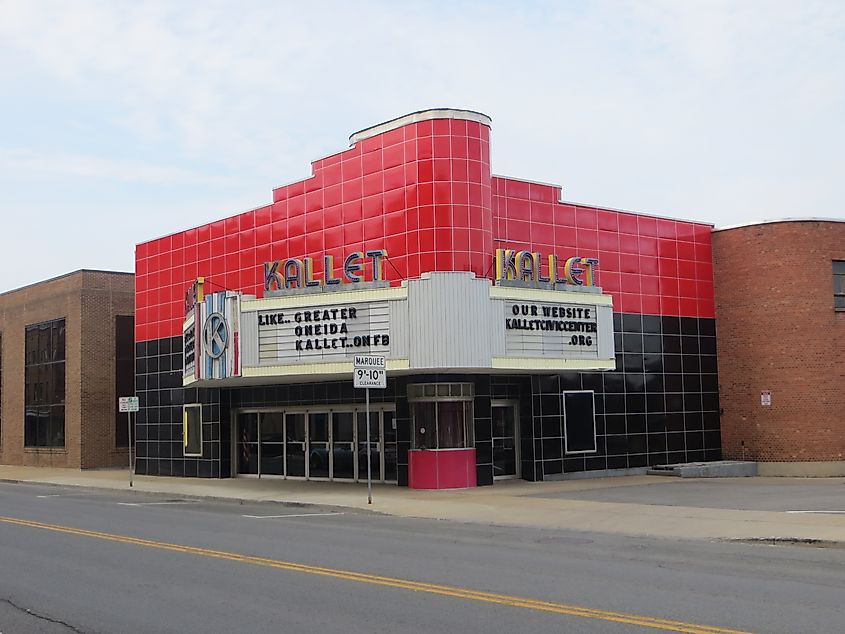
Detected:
[713,221,845,463]
[0,270,134,468]
[79,271,135,468]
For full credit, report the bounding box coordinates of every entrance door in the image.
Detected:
[332,411,356,480]
[308,412,330,478]
[237,413,259,475]
[260,412,285,475]
[285,413,306,477]
[491,401,519,479]
[234,407,396,482]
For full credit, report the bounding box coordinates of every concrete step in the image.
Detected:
[646,465,679,476]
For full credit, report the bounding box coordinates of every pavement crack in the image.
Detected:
[1,597,87,633]
[724,537,845,549]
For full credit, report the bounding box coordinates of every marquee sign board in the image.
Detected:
[184,272,614,385]
[257,300,390,365]
[503,300,603,358]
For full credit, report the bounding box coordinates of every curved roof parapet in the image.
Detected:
[349,108,492,145]
[714,217,845,231]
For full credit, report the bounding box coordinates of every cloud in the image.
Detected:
[0,148,232,185]
[0,0,841,296]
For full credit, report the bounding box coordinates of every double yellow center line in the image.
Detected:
[0,515,752,634]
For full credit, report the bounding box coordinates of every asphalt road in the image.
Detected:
[1,482,844,634]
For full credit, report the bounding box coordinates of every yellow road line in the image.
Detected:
[0,515,753,634]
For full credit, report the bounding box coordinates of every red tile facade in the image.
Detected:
[492,178,714,320]
[135,112,713,342]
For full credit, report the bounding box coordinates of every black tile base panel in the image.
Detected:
[134,314,720,484]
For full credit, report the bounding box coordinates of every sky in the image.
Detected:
[1,0,843,293]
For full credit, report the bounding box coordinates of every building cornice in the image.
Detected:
[349,108,491,145]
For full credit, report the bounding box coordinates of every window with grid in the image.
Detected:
[24,319,66,447]
[407,383,475,450]
[115,316,135,447]
[834,261,845,311]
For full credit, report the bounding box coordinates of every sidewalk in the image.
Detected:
[3,465,845,544]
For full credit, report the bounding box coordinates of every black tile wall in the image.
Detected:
[510,314,721,480]
[135,313,721,485]
[135,336,223,479]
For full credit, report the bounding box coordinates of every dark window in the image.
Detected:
[24,319,66,447]
[184,405,202,456]
[834,261,845,310]
[407,383,474,450]
[437,401,471,449]
[564,391,597,454]
[410,400,474,449]
[115,316,135,447]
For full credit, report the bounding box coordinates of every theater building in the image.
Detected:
[134,108,721,486]
[0,270,135,469]
[713,219,845,476]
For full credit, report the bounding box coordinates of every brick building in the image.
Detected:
[0,270,135,469]
[713,219,845,476]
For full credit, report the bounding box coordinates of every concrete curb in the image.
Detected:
[0,477,384,515]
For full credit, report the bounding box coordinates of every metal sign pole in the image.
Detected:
[366,387,372,505]
[127,410,133,488]
[354,355,383,506]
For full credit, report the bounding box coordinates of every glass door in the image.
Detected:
[332,411,356,480]
[260,412,285,476]
[237,413,259,475]
[308,412,330,478]
[235,406,396,482]
[285,413,306,477]
[491,401,519,479]
[357,411,381,482]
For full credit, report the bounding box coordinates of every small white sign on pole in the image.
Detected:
[118,396,139,488]
[119,396,139,412]
[353,354,386,506]
[353,355,386,389]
